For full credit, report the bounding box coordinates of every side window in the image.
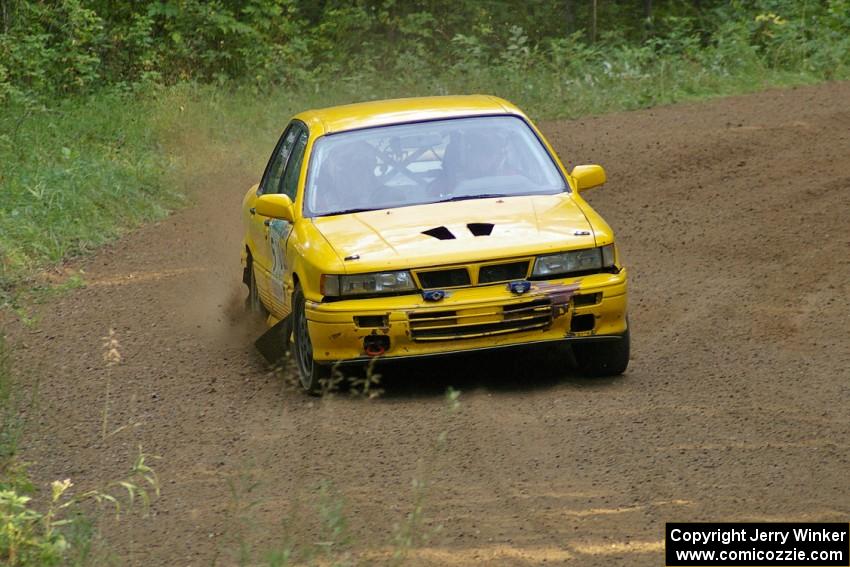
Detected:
[280,131,308,200]
[259,126,299,195]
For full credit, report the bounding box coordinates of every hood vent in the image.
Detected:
[422,226,456,240]
[467,223,494,236]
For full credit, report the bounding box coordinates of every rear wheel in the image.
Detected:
[572,327,630,377]
[292,286,330,395]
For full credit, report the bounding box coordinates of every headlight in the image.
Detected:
[321,270,416,297]
[532,244,615,277]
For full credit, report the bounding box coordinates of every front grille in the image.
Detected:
[408,298,553,341]
[417,268,471,289]
[478,261,530,284]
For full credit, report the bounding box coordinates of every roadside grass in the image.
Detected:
[0,91,184,300]
[150,46,850,163]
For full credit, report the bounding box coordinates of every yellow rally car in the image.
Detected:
[241,95,628,392]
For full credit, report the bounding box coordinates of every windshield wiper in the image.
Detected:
[322,207,379,216]
[435,193,507,203]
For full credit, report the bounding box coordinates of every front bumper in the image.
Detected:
[306,269,627,363]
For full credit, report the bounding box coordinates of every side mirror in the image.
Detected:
[256,194,294,222]
[571,164,606,192]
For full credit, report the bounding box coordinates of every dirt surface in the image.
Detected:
[5,82,850,565]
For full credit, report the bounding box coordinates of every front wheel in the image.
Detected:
[292,286,330,395]
[572,328,630,377]
[245,260,268,316]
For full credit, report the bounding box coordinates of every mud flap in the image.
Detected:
[254,315,291,364]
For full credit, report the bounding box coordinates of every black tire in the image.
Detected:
[245,260,268,316]
[292,286,330,395]
[572,327,630,377]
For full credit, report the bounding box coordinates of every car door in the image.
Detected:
[247,123,301,314]
[268,126,308,317]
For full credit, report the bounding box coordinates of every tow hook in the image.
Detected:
[363,335,390,356]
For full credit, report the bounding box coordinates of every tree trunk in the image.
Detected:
[643,0,653,36]
[564,0,575,35]
[590,0,597,43]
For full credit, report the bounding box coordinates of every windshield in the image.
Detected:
[304,115,567,217]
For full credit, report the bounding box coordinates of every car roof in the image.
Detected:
[293,95,525,136]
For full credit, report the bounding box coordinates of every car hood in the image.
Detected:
[311,194,598,272]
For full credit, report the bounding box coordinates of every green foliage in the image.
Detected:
[0,1,105,100]
[1,1,848,102]
[0,480,72,566]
